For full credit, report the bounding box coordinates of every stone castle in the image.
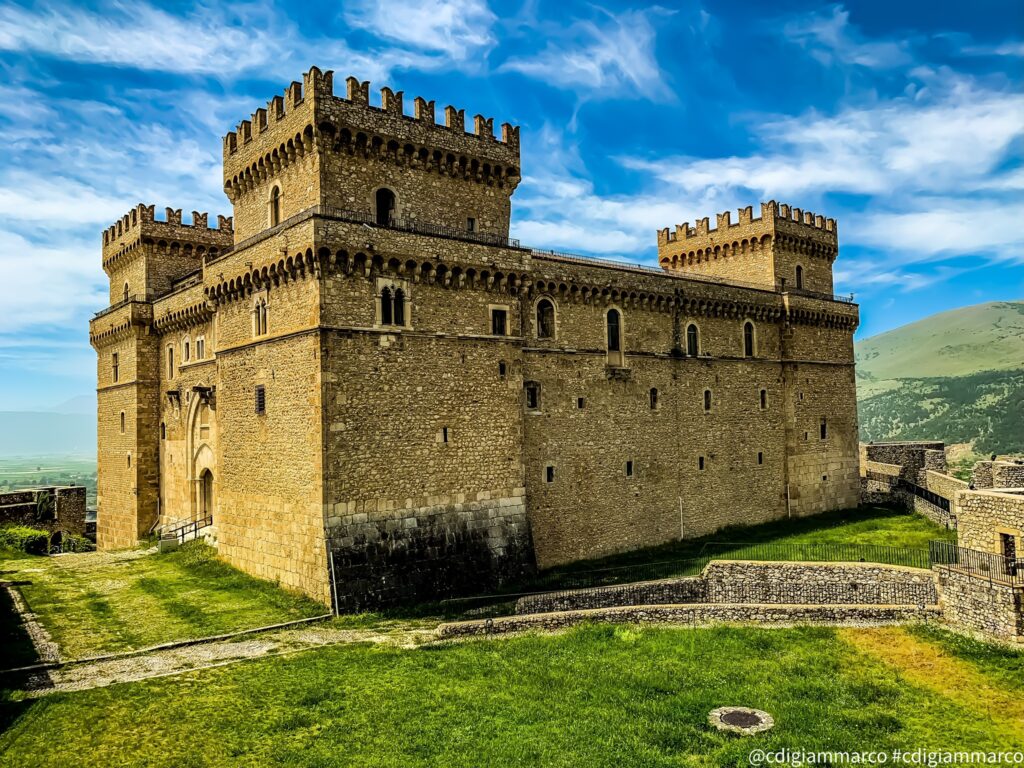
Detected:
[90,67,860,608]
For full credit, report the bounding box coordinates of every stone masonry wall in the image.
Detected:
[955,489,1024,554]
[937,568,1023,642]
[0,486,86,536]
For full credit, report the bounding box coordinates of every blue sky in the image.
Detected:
[0,0,1022,411]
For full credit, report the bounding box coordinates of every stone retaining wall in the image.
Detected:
[514,560,938,614]
[937,568,1023,642]
[440,603,941,637]
[0,486,87,536]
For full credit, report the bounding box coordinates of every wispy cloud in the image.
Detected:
[500,7,673,100]
[344,0,497,61]
[784,4,913,69]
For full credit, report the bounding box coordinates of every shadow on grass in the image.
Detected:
[0,581,51,735]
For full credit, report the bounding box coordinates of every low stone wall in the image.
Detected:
[0,486,86,536]
[909,494,953,529]
[863,442,944,482]
[703,561,938,605]
[937,568,1024,642]
[972,461,1024,490]
[955,489,1024,553]
[514,561,938,614]
[515,577,706,614]
[439,603,942,637]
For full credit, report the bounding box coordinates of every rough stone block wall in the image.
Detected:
[993,462,1024,489]
[515,577,707,614]
[938,568,1023,641]
[863,442,945,483]
[0,486,86,535]
[702,560,938,604]
[955,490,1024,554]
[440,603,941,637]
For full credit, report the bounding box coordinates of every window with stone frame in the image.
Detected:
[111,352,119,383]
[490,306,508,336]
[686,324,699,356]
[536,298,556,339]
[376,278,410,328]
[525,381,541,410]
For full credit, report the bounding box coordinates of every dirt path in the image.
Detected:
[12,623,437,698]
[841,627,1024,731]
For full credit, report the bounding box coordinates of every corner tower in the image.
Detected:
[223,66,522,243]
[657,201,838,294]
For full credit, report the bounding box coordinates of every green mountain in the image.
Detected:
[856,301,1024,455]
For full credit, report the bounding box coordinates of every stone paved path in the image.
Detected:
[13,623,437,698]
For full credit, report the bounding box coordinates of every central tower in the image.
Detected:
[222,67,521,243]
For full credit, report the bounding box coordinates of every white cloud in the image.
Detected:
[344,0,496,61]
[625,76,1024,201]
[784,5,912,69]
[500,8,672,100]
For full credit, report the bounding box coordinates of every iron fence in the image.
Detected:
[698,541,933,570]
[929,540,1024,586]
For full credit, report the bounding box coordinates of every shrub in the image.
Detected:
[62,534,96,553]
[0,525,51,555]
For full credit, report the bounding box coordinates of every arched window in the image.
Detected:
[686,324,699,356]
[607,309,621,351]
[122,282,129,303]
[375,187,396,226]
[183,336,191,362]
[269,186,281,227]
[795,265,804,290]
[743,321,755,357]
[536,299,555,339]
[253,298,268,336]
[166,345,175,379]
[393,288,405,326]
[380,287,393,325]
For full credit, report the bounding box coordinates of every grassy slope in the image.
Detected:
[855,301,1024,453]
[0,541,325,662]
[1,625,1021,768]
[856,300,1024,383]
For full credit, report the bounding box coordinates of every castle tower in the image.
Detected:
[90,205,233,549]
[656,202,838,295]
[222,66,521,243]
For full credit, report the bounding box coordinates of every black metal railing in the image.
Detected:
[161,516,213,544]
[699,541,933,569]
[897,479,951,512]
[929,540,1024,586]
[786,286,856,304]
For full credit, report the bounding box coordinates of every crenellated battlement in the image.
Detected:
[657,201,836,247]
[101,203,234,274]
[222,66,519,164]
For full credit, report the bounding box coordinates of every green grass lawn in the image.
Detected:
[0,541,326,663]
[524,505,955,588]
[1,624,1020,768]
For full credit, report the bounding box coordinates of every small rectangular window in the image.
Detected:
[545,465,555,483]
[822,475,828,482]
[576,397,585,409]
[491,308,507,336]
[196,338,205,360]
[760,389,767,409]
[255,385,266,414]
[820,418,828,440]
[112,353,119,383]
[757,451,764,465]
[704,390,712,412]
[467,217,477,233]
[625,460,634,477]
[120,412,125,434]
[698,456,705,471]
[184,341,190,362]
[649,388,658,409]
[167,347,174,379]
[525,382,540,410]
[442,427,450,443]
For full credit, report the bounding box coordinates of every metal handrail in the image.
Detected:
[161,515,214,544]
[929,540,1024,586]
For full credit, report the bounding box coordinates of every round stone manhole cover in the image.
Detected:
[708,707,775,735]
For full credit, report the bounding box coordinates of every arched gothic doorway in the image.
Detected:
[199,469,214,521]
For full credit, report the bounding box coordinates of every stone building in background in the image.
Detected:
[90,68,861,609]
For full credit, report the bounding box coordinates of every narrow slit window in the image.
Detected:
[167,346,175,379]
[686,324,699,356]
[760,389,767,409]
[757,451,764,465]
[698,456,705,471]
[649,388,658,409]
[704,389,712,412]
[820,417,828,440]
[466,217,477,233]
[795,265,804,290]
[119,411,125,433]
[743,321,755,357]
[442,427,450,443]
[111,352,119,383]
[576,397,585,409]
[545,465,555,483]
[625,460,634,477]
[498,361,507,378]
[255,385,266,415]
